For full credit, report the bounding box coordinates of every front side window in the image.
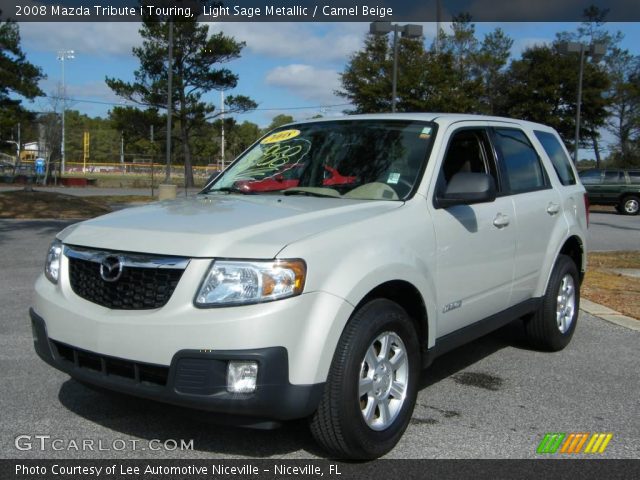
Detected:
[628,171,640,184]
[438,128,498,191]
[493,128,547,194]
[534,130,576,186]
[204,120,436,201]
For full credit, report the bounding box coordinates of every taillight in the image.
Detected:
[583,193,590,227]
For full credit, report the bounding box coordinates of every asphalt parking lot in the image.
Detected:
[1,215,638,459]
[588,208,640,251]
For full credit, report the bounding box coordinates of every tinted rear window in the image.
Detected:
[534,131,576,186]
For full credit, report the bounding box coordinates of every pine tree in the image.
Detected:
[106,14,255,186]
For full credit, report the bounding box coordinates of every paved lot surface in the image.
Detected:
[1,219,638,459]
[0,186,200,197]
[588,210,640,251]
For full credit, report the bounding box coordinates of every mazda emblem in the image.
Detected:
[100,256,124,282]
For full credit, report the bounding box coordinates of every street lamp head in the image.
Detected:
[402,24,423,39]
[557,41,582,55]
[558,41,606,61]
[370,22,393,35]
[370,22,423,38]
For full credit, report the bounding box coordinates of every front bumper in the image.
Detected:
[31,309,324,421]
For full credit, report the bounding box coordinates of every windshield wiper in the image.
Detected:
[206,186,252,195]
[282,188,340,198]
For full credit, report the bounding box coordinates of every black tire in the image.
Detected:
[309,298,420,459]
[620,195,640,215]
[525,255,580,351]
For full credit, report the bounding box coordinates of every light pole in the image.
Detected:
[220,90,225,171]
[56,49,74,176]
[165,19,174,182]
[558,41,606,163]
[370,22,423,113]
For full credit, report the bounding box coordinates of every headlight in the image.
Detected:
[195,259,306,307]
[44,239,63,284]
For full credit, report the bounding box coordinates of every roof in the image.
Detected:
[288,112,555,132]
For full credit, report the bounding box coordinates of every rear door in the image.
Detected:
[491,126,565,304]
[599,170,623,203]
[429,123,517,337]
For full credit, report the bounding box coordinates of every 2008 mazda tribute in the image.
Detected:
[31,114,588,459]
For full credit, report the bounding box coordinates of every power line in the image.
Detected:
[239,103,351,113]
[41,94,351,113]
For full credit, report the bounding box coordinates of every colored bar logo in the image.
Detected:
[537,433,613,454]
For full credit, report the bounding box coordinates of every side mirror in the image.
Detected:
[274,174,284,182]
[436,172,496,208]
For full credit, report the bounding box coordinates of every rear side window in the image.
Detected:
[534,131,576,185]
[579,170,601,184]
[493,128,547,193]
[629,171,640,184]
[603,171,622,184]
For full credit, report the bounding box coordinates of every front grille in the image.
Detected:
[66,247,188,310]
[52,340,169,387]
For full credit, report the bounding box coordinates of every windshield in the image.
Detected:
[204,119,436,201]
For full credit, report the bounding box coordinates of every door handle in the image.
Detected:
[493,213,510,228]
[547,203,560,215]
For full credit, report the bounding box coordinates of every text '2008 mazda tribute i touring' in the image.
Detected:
[31,114,588,459]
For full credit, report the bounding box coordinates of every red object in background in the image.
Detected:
[235,165,356,192]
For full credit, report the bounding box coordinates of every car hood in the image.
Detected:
[58,194,402,258]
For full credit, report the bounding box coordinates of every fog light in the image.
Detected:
[227,361,258,393]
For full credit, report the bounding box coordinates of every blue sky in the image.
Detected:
[15,21,640,155]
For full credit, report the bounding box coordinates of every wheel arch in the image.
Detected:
[534,234,586,299]
[620,193,640,215]
[354,280,430,367]
[559,235,586,284]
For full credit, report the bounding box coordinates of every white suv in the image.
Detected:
[31,114,588,459]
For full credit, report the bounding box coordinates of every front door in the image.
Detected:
[429,125,517,337]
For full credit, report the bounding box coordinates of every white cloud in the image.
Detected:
[215,22,443,62]
[214,22,366,62]
[19,22,141,56]
[265,64,341,104]
[19,21,367,63]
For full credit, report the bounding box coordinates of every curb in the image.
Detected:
[580,299,640,332]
